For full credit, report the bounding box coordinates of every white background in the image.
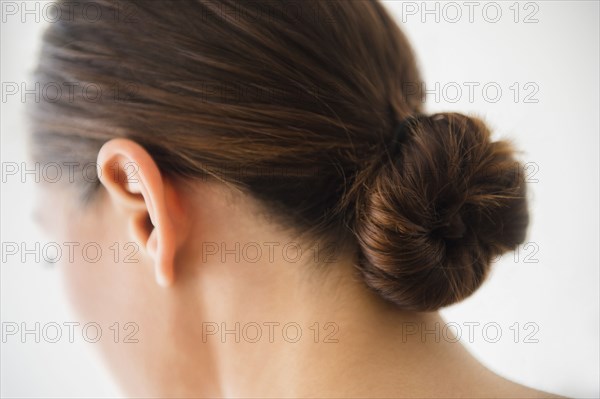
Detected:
[1,1,599,397]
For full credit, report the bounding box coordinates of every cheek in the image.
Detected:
[60,213,131,322]
[41,189,168,389]
[58,195,148,320]
[36,186,209,395]
[35,186,152,323]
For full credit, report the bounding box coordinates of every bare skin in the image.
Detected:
[35,138,560,398]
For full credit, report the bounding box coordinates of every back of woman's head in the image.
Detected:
[31,0,529,311]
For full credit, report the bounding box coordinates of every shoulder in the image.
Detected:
[484,374,564,398]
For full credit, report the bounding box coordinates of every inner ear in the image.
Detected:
[143,213,153,233]
[129,212,155,247]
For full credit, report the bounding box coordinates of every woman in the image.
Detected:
[30,0,558,397]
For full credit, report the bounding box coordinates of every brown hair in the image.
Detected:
[30,0,528,311]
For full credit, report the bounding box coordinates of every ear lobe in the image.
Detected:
[97,138,179,287]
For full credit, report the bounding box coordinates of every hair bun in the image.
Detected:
[353,112,529,311]
[433,213,466,240]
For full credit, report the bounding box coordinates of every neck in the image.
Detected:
[162,185,494,398]
[192,256,487,398]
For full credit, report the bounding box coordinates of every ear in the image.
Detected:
[97,138,186,287]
